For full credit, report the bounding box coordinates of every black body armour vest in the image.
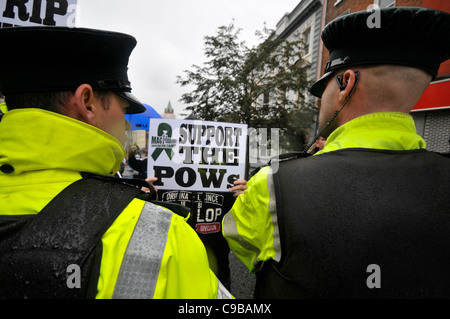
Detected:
[0,174,185,299]
[254,149,450,299]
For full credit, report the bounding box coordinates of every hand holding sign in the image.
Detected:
[229,179,248,198]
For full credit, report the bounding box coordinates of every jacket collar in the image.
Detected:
[315,112,426,156]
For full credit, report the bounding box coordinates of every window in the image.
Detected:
[303,27,311,55]
[377,0,395,8]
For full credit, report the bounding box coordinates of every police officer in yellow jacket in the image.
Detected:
[0,27,231,299]
[223,7,450,298]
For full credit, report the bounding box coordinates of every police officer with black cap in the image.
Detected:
[223,7,450,298]
[0,27,232,299]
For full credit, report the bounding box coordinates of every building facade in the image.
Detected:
[269,0,324,151]
[275,0,324,106]
[163,101,176,119]
[247,0,323,168]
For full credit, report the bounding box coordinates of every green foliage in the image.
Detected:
[177,21,315,151]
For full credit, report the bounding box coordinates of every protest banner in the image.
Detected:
[148,118,248,192]
[148,118,247,287]
[158,187,235,286]
[0,0,77,28]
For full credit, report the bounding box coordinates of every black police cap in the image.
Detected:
[0,26,145,114]
[310,7,450,98]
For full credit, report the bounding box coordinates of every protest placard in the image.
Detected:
[148,118,247,192]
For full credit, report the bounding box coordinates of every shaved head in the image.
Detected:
[361,65,432,113]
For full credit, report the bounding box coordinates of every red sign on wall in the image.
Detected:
[413,79,450,112]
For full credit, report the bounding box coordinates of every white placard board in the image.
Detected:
[148,118,248,192]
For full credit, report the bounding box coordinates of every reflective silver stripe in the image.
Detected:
[112,202,172,299]
[222,209,262,268]
[266,167,281,263]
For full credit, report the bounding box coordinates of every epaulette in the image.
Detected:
[81,172,190,217]
[81,172,157,200]
[249,152,312,177]
[274,152,312,162]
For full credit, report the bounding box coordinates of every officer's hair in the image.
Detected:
[361,65,432,112]
[5,90,111,115]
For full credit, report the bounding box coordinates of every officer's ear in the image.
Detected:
[70,84,97,124]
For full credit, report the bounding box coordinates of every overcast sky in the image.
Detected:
[76,0,302,118]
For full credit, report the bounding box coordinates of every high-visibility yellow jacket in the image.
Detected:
[222,112,428,273]
[0,108,231,299]
[0,102,7,114]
